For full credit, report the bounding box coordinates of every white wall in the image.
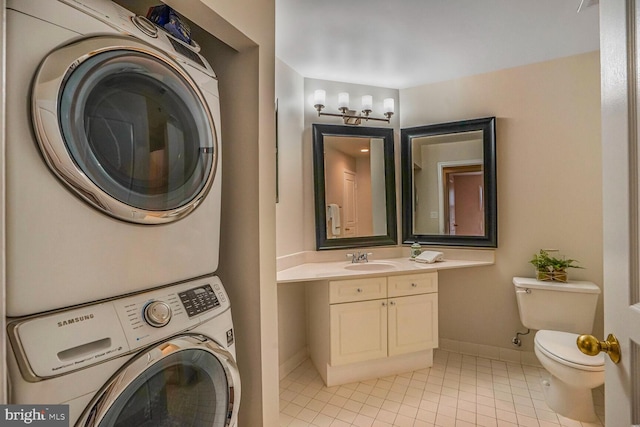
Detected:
[302,79,400,252]
[401,51,603,350]
[275,78,399,374]
[276,59,305,256]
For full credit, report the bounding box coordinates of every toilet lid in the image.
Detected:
[535,330,605,371]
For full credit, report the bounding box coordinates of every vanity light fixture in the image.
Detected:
[313,90,394,125]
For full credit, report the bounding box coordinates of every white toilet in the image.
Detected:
[513,277,604,422]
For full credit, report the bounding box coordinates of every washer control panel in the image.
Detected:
[11,275,230,379]
[179,285,221,317]
[113,276,230,350]
[143,301,173,327]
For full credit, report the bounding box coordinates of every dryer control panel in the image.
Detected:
[8,276,231,380]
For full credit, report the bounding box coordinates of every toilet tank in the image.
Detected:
[513,277,601,334]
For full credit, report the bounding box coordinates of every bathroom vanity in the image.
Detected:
[307,271,438,386]
[277,251,493,386]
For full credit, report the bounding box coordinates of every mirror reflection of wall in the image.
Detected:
[401,117,496,248]
[411,131,483,236]
[324,136,387,239]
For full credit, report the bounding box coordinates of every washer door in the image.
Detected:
[77,335,240,427]
[32,35,217,224]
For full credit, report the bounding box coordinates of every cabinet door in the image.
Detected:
[330,300,388,365]
[388,293,438,356]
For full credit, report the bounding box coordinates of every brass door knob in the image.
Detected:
[577,333,621,364]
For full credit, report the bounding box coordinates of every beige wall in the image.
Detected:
[0,0,6,404]
[276,52,602,369]
[154,1,279,425]
[401,51,603,350]
[414,139,484,234]
[0,0,277,420]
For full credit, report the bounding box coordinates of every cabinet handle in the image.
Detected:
[411,283,418,287]
[381,302,386,307]
[357,288,363,293]
[390,301,396,306]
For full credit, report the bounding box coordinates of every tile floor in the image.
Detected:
[279,350,605,427]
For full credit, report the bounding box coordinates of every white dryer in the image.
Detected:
[7,276,240,426]
[6,0,223,316]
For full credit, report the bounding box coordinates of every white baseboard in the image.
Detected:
[439,338,541,367]
[279,347,309,380]
[279,341,541,383]
[323,349,434,387]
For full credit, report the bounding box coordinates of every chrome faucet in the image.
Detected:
[347,251,372,263]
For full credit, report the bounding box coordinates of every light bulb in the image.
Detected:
[313,89,326,107]
[383,98,395,114]
[361,95,373,111]
[338,92,350,109]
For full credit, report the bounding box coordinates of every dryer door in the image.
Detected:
[32,35,218,224]
[77,335,240,427]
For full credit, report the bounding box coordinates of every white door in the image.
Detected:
[343,170,358,237]
[601,2,640,424]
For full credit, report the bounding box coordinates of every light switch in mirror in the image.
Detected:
[401,117,497,248]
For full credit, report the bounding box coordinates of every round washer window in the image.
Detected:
[58,50,214,212]
[98,349,231,427]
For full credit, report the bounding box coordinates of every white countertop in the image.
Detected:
[276,257,493,283]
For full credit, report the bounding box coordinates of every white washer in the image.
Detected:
[6,0,223,316]
[7,276,240,427]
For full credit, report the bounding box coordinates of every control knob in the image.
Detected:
[143,301,172,327]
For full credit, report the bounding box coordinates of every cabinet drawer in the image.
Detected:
[388,272,438,297]
[329,277,387,304]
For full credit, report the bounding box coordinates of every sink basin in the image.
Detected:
[343,262,398,272]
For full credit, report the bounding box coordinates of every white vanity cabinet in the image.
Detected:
[387,273,438,356]
[307,272,438,386]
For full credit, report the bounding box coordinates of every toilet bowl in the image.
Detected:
[513,277,603,422]
[534,330,604,422]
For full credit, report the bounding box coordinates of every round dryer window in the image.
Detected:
[31,35,218,224]
[77,335,240,427]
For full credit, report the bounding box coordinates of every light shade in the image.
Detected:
[338,92,350,109]
[314,89,326,107]
[361,95,373,111]
[383,98,395,114]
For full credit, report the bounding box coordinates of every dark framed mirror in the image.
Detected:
[313,124,397,250]
[401,117,497,247]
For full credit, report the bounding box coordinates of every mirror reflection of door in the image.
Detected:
[411,131,484,236]
[401,117,496,247]
[443,166,483,235]
[324,136,387,239]
[342,170,357,237]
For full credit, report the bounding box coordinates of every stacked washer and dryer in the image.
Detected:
[5,0,240,425]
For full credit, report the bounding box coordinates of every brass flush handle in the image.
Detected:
[577,333,621,364]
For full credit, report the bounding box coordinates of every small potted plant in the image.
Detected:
[529,249,583,282]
